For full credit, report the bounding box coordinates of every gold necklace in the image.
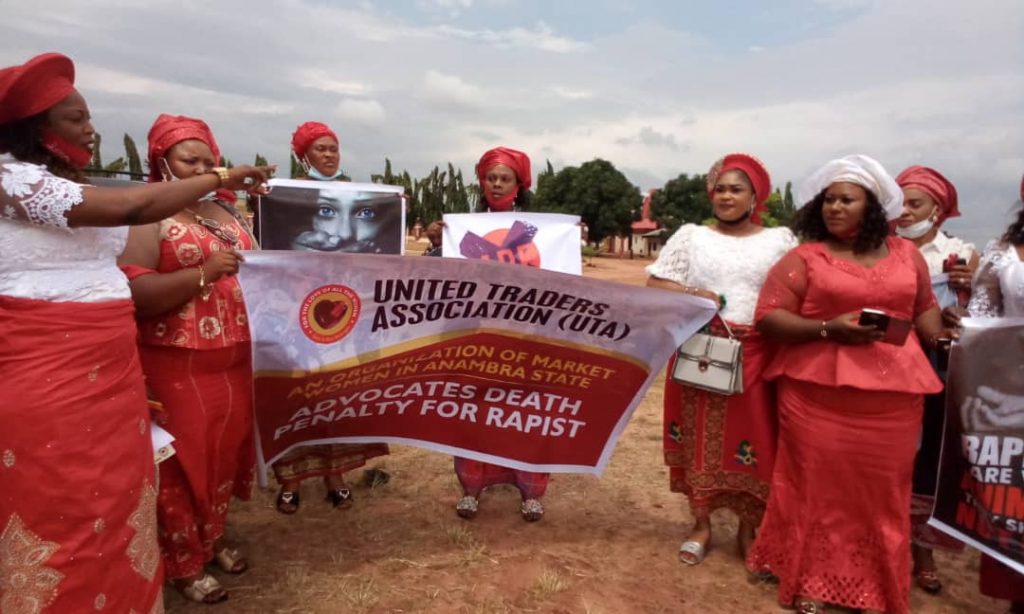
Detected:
[183,207,242,247]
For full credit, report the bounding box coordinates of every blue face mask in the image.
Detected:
[307,165,344,181]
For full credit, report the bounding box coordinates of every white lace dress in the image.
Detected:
[646,224,799,325]
[0,153,129,302]
[968,240,1024,317]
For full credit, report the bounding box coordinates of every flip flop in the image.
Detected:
[678,540,706,565]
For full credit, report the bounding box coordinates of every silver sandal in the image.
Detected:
[456,495,479,519]
[520,498,544,522]
[678,540,706,565]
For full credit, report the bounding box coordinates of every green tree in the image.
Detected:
[533,158,641,245]
[371,159,472,228]
[536,159,555,192]
[254,153,268,167]
[289,154,304,179]
[103,157,126,177]
[88,132,103,170]
[760,189,784,228]
[648,173,711,235]
[124,134,143,178]
[766,182,797,227]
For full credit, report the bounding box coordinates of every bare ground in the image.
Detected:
[166,254,1000,613]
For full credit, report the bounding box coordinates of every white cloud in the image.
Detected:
[550,86,593,100]
[334,98,386,126]
[416,70,487,110]
[434,22,589,53]
[2,0,1021,246]
[812,0,874,8]
[294,69,371,96]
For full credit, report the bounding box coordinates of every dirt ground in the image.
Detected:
[166,253,1002,614]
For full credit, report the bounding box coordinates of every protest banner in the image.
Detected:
[258,179,406,254]
[442,212,582,274]
[930,317,1024,573]
[239,252,716,483]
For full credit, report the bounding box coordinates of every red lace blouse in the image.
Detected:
[755,236,942,394]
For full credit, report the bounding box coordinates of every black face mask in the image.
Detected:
[714,208,752,226]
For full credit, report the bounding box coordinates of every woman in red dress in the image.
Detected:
[269,121,390,514]
[453,146,551,522]
[0,52,268,614]
[119,114,260,603]
[646,153,796,565]
[746,155,949,614]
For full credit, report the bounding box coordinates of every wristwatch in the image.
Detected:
[208,167,230,186]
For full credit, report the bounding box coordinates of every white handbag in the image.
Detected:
[671,318,744,395]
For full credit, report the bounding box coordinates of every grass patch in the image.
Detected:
[530,568,569,598]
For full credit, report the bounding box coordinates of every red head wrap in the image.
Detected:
[291,122,338,160]
[475,147,531,211]
[146,114,223,182]
[0,52,75,126]
[895,165,960,225]
[706,153,772,224]
[145,114,235,202]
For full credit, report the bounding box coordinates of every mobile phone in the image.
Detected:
[943,255,968,272]
[858,308,912,345]
[858,308,890,331]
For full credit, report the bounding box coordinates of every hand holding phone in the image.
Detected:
[820,311,886,345]
[858,308,912,345]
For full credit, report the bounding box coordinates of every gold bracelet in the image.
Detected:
[197,264,206,290]
[207,166,230,186]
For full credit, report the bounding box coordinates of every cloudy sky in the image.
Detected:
[4,0,1022,246]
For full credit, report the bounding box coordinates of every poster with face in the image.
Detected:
[258,179,406,254]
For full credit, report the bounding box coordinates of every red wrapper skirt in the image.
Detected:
[746,378,922,614]
[0,296,163,613]
[140,343,255,580]
[453,458,550,499]
[662,326,776,524]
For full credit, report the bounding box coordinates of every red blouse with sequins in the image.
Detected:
[136,214,254,350]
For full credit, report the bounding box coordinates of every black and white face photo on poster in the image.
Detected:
[259,179,405,255]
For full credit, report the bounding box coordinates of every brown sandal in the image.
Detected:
[276,489,299,515]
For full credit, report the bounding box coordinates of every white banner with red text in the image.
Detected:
[239,251,716,482]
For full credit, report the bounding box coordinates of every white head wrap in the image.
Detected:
[798,154,904,220]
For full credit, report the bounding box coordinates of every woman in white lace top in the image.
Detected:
[966,175,1024,610]
[645,153,797,566]
[0,52,269,613]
